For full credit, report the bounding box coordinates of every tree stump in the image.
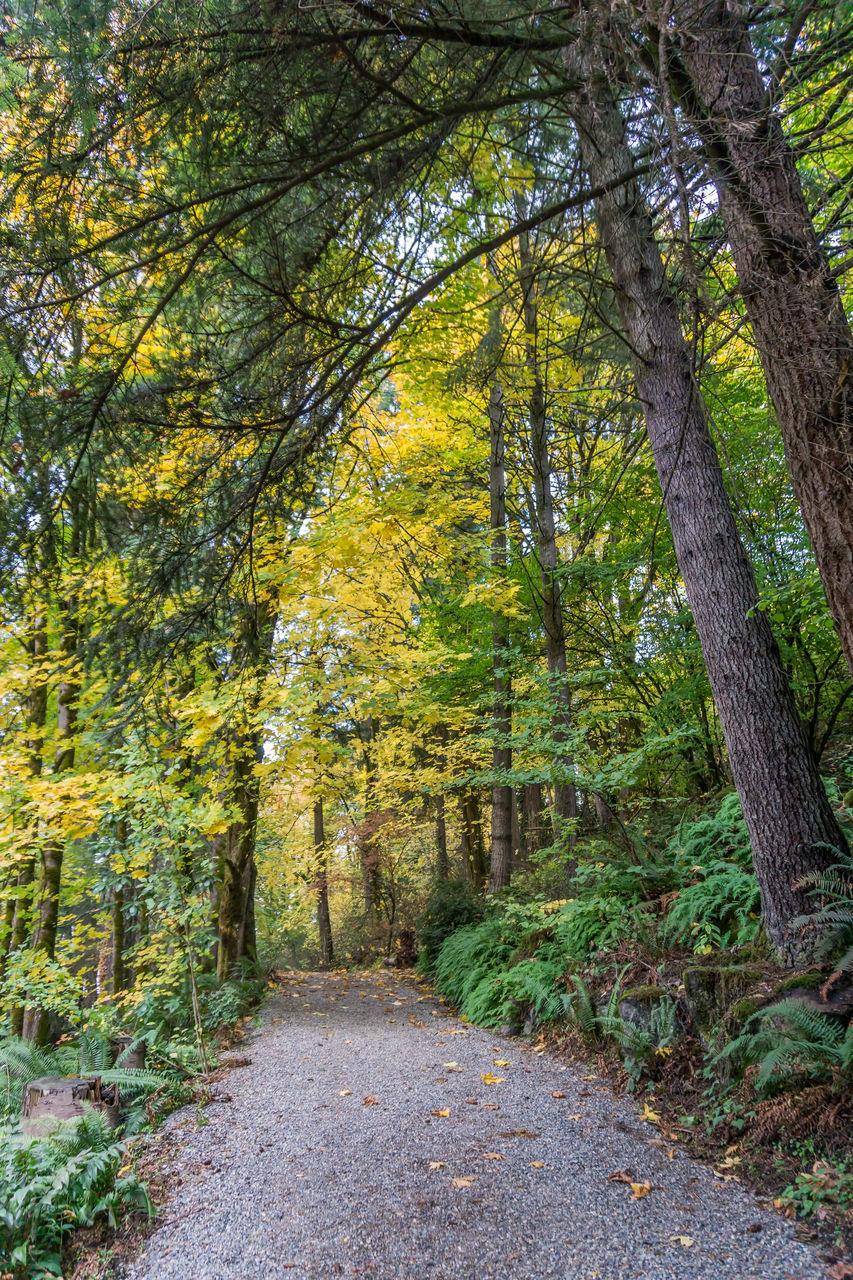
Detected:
[110,1034,147,1069]
[21,1075,119,1135]
[396,928,418,968]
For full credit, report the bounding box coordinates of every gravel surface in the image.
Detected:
[128,970,828,1280]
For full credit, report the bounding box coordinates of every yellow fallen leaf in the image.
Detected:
[118,1164,133,1175]
[639,1104,661,1124]
[443,1062,459,1069]
[551,1090,566,1099]
[669,1235,694,1248]
[363,1095,378,1106]
[432,1108,450,1118]
[630,1181,652,1200]
[667,1147,676,1159]
[529,1161,545,1169]
[339,1089,352,1096]
[451,1176,475,1188]
[428,1161,445,1170]
[568,1114,582,1121]
[493,1059,511,1066]
[483,1152,504,1160]
[482,1072,506,1085]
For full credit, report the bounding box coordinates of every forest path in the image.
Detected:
[127,970,827,1280]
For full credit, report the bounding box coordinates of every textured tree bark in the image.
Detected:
[489,380,513,892]
[518,230,578,845]
[313,797,334,967]
[669,0,853,677]
[568,59,846,959]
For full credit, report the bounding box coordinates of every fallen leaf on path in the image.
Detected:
[483,1152,504,1160]
[428,1161,445,1171]
[608,1169,634,1184]
[551,1090,566,1098]
[639,1103,661,1124]
[339,1089,352,1096]
[443,1062,459,1068]
[630,1181,652,1200]
[529,1161,545,1169]
[431,1108,450,1117]
[493,1059,511,1066]
[451,1177,475,1188]
[567,1114,582,1121]
[363,1095,378,1106]
[482,1102,500,1110]
[466,1097,478,1105]
[499,1129,538,1138]
[669,1236,694,1248]
[482,1072,505,1085]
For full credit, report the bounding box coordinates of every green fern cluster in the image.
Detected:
[663,859,760,952]
[0,1112,151,1278]
[716,996,853,1091]
[794,852,853,974]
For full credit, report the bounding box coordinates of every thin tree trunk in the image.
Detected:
[567,56,846,960]
[489,380,513,892]
[215,602,275,980]
[22,592,79,1043]
[435,793,450,880]
[216,733,262,980]
[669,0,853,677]
[314,797,334,968]
[518,229,578,844]
[359,720,381,919]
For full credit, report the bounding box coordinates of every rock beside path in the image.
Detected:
[128,970,828,1280]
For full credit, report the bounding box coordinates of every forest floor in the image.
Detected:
[116,970,830,1280]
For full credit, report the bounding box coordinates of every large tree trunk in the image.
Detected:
[488,380,513,892]
[567,57,846,960]
[668,0,853,678]
[518,230,579,844]
[313,798,334,968]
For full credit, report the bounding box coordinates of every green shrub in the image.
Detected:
[417,879,485,973]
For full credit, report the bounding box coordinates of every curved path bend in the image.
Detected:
[128,970,828,1280]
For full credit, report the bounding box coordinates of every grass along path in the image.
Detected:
[125,971,829,1280]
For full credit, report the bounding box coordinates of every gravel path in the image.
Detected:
[128,970,828,1280]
